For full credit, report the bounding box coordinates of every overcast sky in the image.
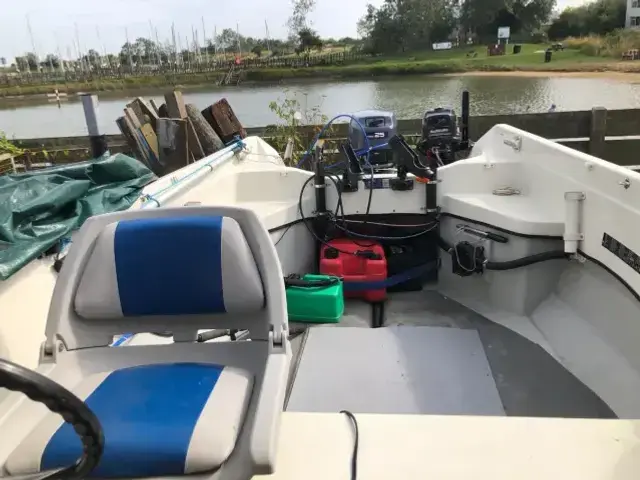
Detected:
[1,0,589,62]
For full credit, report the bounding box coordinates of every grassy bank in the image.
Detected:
[1,44,636,100]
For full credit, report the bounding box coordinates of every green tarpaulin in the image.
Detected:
[0,154,156,280]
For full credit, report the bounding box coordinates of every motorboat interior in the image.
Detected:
[1,99,640,479]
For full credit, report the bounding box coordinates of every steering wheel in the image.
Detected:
[0,359,104,480]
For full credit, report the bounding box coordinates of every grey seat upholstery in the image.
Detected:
[0,206,290,480]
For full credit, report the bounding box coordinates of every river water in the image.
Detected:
[2,74,640,139]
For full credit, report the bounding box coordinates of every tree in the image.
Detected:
[119,38,163,66]
[120,42,136,66]
[287,0,316,40]
[41,54,61,69]
[251,45,264,57]
[297,28,323,53]
[83,49,101,69]
[14,56,28,71]
[0,57,6,66]
[358,0,457,54]
[547,0,625,39]
[217,28,239,51]
[459,0,555,41]
[26,53,39,71]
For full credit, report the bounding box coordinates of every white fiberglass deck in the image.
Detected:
[285,291,615,419]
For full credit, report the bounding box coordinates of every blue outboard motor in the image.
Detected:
[348,110,397,167]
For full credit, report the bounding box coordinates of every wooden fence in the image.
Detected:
[0,51,366,87]
[6,107,640,172]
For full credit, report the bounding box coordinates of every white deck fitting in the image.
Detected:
[286,326,504,416]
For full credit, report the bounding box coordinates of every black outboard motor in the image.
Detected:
[420,107,460,166]
[349,110,397,168]
[422,107,460,148]
[418,91,471,168]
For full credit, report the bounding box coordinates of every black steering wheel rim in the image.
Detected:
[0,359,104,480]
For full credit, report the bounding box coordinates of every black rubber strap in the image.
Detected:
[0,359,104,480]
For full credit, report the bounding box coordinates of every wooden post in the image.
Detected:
[81,94,108,159]
[157,118,189,173]
[589,107,607,159]
[165,91,205,160]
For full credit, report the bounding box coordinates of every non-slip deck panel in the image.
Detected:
[286,290,616,419]
[286,326,505,416]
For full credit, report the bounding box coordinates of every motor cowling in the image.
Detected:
[348,110,397,168]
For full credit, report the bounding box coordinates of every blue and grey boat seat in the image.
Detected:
[0,205,291,479]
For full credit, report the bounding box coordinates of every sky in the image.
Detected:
[1,0,590,63]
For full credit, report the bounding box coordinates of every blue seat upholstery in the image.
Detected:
[74,215,265,319]
[7,363,253,477]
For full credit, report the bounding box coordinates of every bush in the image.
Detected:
[601,29,640,56]
[565,30,640,57]
[564,35,603,55]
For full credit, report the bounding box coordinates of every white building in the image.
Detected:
[627,0,640,28]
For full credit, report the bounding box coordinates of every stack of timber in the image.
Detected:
[116,91,246,176]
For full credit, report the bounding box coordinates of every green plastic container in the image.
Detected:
[286,274,344,323]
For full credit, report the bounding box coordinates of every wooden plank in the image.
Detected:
[136,97,160,131]
[601,138,640,165]
[140,124,159,161]
[186,118,205,159]
[117,114,156,172]
[201,98,246,143]
[164,91,205,159]
[606,109,640,137]
[157,118,189,174]
[158,103,169,118]
[11,134,125,150]
[124,107,142,130]
[126,100,146,126]
[149,99,161,116]
[164,91,188,119]
[559,138,640,164]
[468,111,593,140]
[589,107,607,158]
[116,116,138,154]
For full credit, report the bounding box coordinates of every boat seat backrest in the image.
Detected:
[46,206,286,350]
[74,215,264,319]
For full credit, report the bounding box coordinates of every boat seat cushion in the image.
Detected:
[74,215,264,319]
[6,363,254,478]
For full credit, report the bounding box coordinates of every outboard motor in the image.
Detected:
[349,110,397,168]
[420,107,461,165]
[417,91,471,168]
[422,107,460,148]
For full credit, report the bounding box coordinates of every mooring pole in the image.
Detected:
[81,94,108,159]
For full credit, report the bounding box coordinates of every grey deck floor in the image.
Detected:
[285,290,616,419]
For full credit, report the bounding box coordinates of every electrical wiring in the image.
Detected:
[298,176,366,257]
[332,220,439,241]
[296,112,439,250]
[273,225,293,246]
[342,218,436,228]
[296,114,372,169]
[340,410,359,480]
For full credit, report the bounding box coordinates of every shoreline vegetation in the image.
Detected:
[2,44,640,104]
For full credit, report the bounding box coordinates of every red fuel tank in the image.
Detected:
[319,239,387,302]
